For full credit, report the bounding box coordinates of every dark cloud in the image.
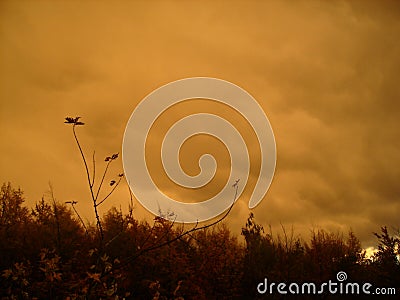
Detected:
[0,0,399,248]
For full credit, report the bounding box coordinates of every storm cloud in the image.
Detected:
[1,0,399,247]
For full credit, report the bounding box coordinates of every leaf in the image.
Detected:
[105,262,112,272]
[53,272,62,281]
[88,248,97,257]
[106,287,115,296]
[2,269,12,278]
[64,117,75,124]
[87,272,101,283]
[22,278,29,286]
[110,180,116,186]
[101,253,109,262]
[65,116,84,125]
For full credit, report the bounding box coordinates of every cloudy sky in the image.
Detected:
[1,0,399,248]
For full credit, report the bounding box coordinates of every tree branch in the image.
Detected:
[96,177,122,207]
[71,123,103,242]
[95,160,111,202]
[103,183,239,277]
[91,151,96,188]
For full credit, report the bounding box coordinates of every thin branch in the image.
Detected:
[91,151,96,188]
[48,183,61,251]
[104,183,239,277]
[127,180,134,219]
[138,219,158,251]
[70,202,88,235]
[72,125,93,197]
[280,222,289,254]
[141,184,238,253]
[149,216,178,249]
[96,177,122,207]
[95,160,111,201]
[71,123,103,242]
[105,230,124,248]
[186,231,201,244]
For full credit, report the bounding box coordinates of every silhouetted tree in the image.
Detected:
[192,224,243,299]
[303,229,365,286]
[0,183,31,268]
[372,226,400,287]
[241,213,277,298]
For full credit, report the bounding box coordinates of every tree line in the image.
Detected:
[0,182,399,299]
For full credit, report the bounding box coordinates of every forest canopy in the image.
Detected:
[0,182,399,299]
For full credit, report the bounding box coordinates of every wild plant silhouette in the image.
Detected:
[0,117,398,299]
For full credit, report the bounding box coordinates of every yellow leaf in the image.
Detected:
[87,272,101,283]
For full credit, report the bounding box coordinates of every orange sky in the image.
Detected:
[1,0,399,247]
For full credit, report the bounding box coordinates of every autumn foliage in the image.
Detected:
[0,182,399,299]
